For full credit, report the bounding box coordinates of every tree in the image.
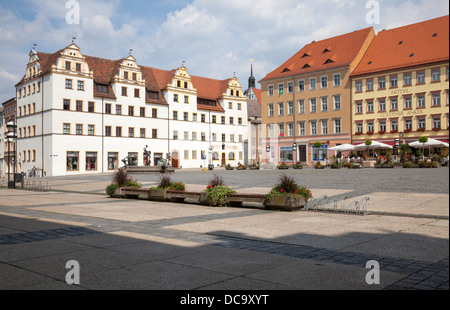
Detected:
[419,136,428,158]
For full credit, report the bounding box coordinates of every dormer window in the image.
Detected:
[432,33,438,37]
[282,68,291,73]
[132,73,137,81]
[323,48,331,53]
[96,84,108,93]
[302,64,311,69]
[76,63,82,72]
[124,71,129,80]
[398,41,403,45]
[65,61,71,70]
[324,59,334,64]
[301,53,310,58]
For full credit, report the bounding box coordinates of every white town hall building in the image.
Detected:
[15,43,248,176]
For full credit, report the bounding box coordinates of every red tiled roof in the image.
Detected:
[18,48,233,109]
[251,88,262,105]
[260,27,374,82]
[352,15,449,76]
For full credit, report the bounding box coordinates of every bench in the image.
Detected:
[226,193,266,207]
[166,191,202,203]
[120,187,149,199]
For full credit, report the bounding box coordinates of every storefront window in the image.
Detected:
[67,151,79,171]
[279,146,294,162]
[108,152,119,170]
[312,144,328,161]
[128,152,138,166]
[86,152,97,170]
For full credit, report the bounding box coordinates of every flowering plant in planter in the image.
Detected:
[106,168,142,196]
[264,174,312,211]
[149,173,186,191]
[204,174,236,207]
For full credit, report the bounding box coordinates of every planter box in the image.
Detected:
[119,187,149,199]
[249,166,260,170]
[263,195,306,212]
[237,167,247,170]
[226,193,266,207]
[166,190,201,203]
[293,165,303,169]
[148,189,168,202]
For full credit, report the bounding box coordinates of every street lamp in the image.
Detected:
[6,121,17,189]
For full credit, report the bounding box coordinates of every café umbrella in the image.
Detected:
[354,141,393,150]
[409,138,449,156]
[329,144,356,152]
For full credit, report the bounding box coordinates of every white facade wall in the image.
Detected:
[16,46,249,176]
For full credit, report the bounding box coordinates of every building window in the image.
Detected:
[287,82,294,93]
[268,104,274,117]
[63,99,70,110]
[310,98,317,113]
[287,101,294,115]
[192,150,197,160]
[321,97,328,112]
[333,74,341,87]
[312,144,328,161]
[212,115,217,123]
[173,111,178,120]
[122,87,127,96]
[367,122,374,133]
[63,123,71,135]
[76,100,83,112]
[278,83,284,95]
[65,61,71,70]
[391,120,398,131]
[367,79,374,91]
[310,121,317,135]
[287,123,294,136]
[116,105,122,115]
[75,63,82,72]
[418,118,426,130]
[278,102,284,116]
[128,106,134,116]
[201,114,206,123]
[334,119,341,134]
[391,98,398,110]
[184,95,189,103]
[404,73,412,86]
[105,126,112,137]
[140,107,145,117]
[108,152,119,170]
[77,81,84,91]
[88,125,95,136]
[321,76,328,89]
[76,124,83,135]
[128,153,138,167]
[86,152,97,171]
[184,150,189,160]
[135,89,140,98]
[221,116,225,124]
[133,73,137,81]
[152,108,158,118]
[66,152,79,171]
[356,81,362,92]
[268,124,275,138]
[367,101,374,113]
[357,123,363,133]
[298,80,305,92]
[105,103,112,114]
[432,69,440,82]
[334,95,341,110]
[124,71,129,80]
[378,77,386,89]
[173,131,178,140]
[88,102,95,112]
[129,127,135,137]
[201,132,206,141]
[390,76,398,88]
[379,121,386,132]
[321,120,328,134]
[433,117,441,129]
[140,128,146,138]
[310,78,316,90]
[65,79,72,89]
[405,119,412,130]
[152,129,158,139]
[417,72,425,84]
[404,96,412,109]
[298,100,305,114]
[279,146,294,162]
[174,94,179,102]
[432,93,441,106]
[229,117,234,125]
[299,122,305,136]
[238,118,243,125]
[116,127,122,137]
[268,85,274,96]
[417,95,425,108]
[356,102,363,114]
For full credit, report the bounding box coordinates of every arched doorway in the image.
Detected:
[171,151,179,168]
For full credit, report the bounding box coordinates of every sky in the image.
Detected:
[0,0,448,103]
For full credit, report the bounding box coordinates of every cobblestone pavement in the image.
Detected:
[0,167,448,291]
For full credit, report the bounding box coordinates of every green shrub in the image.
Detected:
[205,185,235,207]
[264,174,312,202]
[403,161,414,168]
[106,183,119,196]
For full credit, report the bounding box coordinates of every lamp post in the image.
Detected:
[6,121,17,189]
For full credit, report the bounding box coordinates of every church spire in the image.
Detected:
[248,63,256,89]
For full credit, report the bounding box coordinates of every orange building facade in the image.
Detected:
[259,28,375,165]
